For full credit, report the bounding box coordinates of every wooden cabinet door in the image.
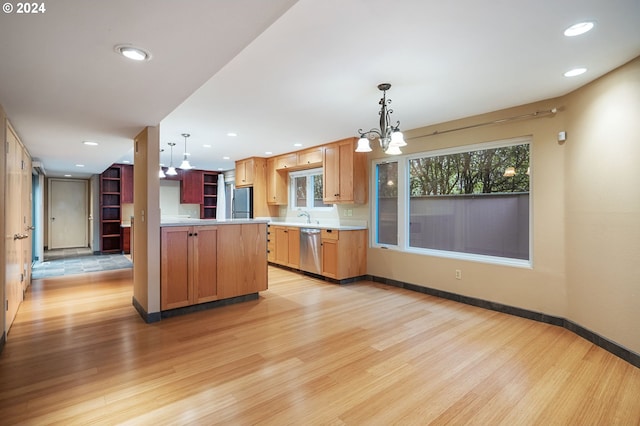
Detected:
[181,170,204,204]
[192,225,217,304]
[321,239,338,279]
[275,153,297,170]
[287,227,300,268]
[274,226,289,265]
[120,164,134,203]
[161,227,191,310]
[297,147,323,168]
[267,157,287,205]
[323,143,341,202]
[217,223,267,298]
[235,158,255,186]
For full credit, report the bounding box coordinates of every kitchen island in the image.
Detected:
[160,219,268,316]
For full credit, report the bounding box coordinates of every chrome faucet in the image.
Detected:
[298,211,311,224]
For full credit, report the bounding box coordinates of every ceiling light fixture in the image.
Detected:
[179,133,193,170]
[83,141,98,146]
[356,83,406,155]
[114,44,152,61]
[564,21,595,37]
[166,143,178,176]
[564,68,587,77]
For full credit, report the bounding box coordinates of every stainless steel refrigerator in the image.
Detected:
[231,187,253,219]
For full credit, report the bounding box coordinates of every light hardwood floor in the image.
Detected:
[1,267,639,425]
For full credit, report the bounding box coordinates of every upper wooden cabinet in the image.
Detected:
[180,170,204,204]
[120,164,134,203]
[274,153,297,170]
[236,157,262,187]
[323,138,367,204]
[296,147,323,168]
[266,157,288,205]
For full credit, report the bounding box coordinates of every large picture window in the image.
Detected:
[373,137,531,264]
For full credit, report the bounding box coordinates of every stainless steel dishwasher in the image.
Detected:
[299,228,322,274]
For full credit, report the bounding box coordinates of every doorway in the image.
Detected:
[48,179,88,249]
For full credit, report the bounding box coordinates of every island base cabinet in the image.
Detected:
[161,225,217,311]
[217,223,268,299]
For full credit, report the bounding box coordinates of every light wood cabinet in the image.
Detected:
[323,138,367,204]
[266,157,288,205]
[217,223,268,298]
[270,225,300,268]
[161,225,218,310]
[321,229,367,280]
[275,153,297,170]
[235,158,257,187]
[296,146,323,168]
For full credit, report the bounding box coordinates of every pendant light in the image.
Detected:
[356,83,406,155]
[158,148,166,178]
[166,143,178,176]
[179,133,193,170]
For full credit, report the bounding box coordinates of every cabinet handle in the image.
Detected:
[188,233,193,236]
[194,233,198,237]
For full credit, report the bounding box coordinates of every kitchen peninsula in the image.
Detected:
[160,218,268,316]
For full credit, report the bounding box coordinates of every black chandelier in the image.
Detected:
[356,83,406,155]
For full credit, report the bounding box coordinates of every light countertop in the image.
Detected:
[160,218,270,227]
[268,221,367,231]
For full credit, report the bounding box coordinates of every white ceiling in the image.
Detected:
[1,0,638,178]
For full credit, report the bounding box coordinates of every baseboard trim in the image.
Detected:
[160,293,259,319]
[0,331,5,354]
[132,297,161,323]
[369,275,640,369]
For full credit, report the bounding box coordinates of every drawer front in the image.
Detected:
[321,229,339,240]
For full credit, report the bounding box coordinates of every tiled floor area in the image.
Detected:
[32,248,132,279]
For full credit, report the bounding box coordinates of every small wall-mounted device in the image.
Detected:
[558,131,567,142]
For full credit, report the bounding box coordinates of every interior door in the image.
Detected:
[5,125,23,333]
[48,179,88,249]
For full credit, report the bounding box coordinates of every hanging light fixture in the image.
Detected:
[356,83,407,155]
[158,148,166,178]
[179,133,193,170]
[166,142,178,176]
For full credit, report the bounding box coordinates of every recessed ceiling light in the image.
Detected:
[122,160,131,164]
[223,156,230,160]
[76,164,85,168]
[564,21,595,37]
[564,68,587,77]
[203,144,211,148]
[265,151,272,155]
[227,132,238,137]
[64,174,72,177]
[114,44,152,61]
[83,141,98,146]
[293,143,303,147]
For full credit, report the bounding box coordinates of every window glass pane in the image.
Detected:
[408,143,529,259]
[295,176,307,208]
[313,175,331,208]
[376,162,398,245]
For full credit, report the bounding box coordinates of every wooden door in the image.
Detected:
[20,147,32,291]
[160,226,191,310]
[49,179,88,249]
[192,225,217,304]
[5,125,23,333]
[274,226,288,265]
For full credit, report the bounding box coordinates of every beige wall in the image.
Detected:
[564,57,640,353]
[367,57,640,354]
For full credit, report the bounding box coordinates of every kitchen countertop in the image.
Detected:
[161,218,270,227]
[268,221,367,231]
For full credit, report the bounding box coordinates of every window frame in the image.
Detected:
[288,167,333,211]
[371,136,533,268]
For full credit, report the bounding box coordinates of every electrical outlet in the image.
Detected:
[455,269,462,280]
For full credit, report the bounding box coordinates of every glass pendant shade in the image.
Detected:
[166,166,178,176]
[179,157,193,170]
[503,166,516,177]
[385,144,402,155]
[390,130,406,147]
[355,137,372,152]
[158,168,166,178]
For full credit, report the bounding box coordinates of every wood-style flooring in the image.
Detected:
[1,267,639,425]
